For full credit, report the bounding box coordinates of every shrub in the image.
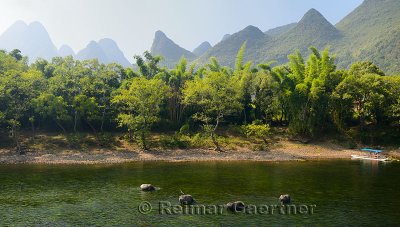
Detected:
[66,133,86,149]
[179,123,190,135]
[242,121,271,144]
[97,132,115,147]
[159,134,188,149]
[187,133,211,148]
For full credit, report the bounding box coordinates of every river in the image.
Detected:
[0,160,399,226]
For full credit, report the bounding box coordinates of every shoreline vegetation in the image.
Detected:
[1,46,400,164]
[0,131,399,164]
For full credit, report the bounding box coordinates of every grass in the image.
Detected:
[0,124,399,154]
[0,127,269,153]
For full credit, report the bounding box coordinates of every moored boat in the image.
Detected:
[351,154,389,162]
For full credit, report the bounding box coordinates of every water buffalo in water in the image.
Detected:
[226,201,246,212]
[140,184,156,191]
[279,194,291,205]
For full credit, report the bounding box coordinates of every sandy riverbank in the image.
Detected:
[1,140,394,164]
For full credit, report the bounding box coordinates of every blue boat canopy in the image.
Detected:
[362,148,383,153]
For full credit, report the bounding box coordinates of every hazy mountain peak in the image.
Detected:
[0,20,58,61]
[98,38,117,45]
[77,38,131,66]
[77,40,108,63]
[58,45,75,57]
[98,38,131,66]
[24,21,54,42]
[11,20,28,30]
[237,25,265,38]
[263,8,341,62]
[150,30,196,67]
[192,41,212,56]
[288,8,341,42]
[242,25,263,34]
[87,40,98,47]
[26,21,53,40]
[28,21,46,29]
[198,25,266,67]
[303,8,321,17]
[154,30,167,39]
[0,20,29,51]
[299,8,331,26]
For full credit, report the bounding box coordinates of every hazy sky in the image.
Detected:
[0,0,363,60]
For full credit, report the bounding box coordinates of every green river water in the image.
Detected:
[0,160,399,226]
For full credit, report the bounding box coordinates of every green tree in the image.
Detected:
[234,42,254,123]
[164,58,195,124]
[46,56,85,132]
[349,61,385,77]
[252,61,282,123]
[112,77,169,150]
[33,93,70,133]
[334,73,387,128]
[78,60,123,132]
[9,49,23,61]
[182,71,242,151]
[133,51,163,79]
[285,47,338,137]
[0,69,45,153]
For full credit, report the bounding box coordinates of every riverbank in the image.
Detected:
[1,139,394,164]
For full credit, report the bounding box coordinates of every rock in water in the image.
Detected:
[279,194,291,205]
[179,194,195,205]
[226,201,246,212]
[140,184,156,192]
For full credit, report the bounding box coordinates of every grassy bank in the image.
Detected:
[0,127,399,164]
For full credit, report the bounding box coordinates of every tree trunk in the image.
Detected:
[87,120,97,134]
[211,132,221,152]
[11,126,22,155]
[31,120,35,143]
[100,108,106,132]
[211,116,222,152]
[141,131,148,151]
[128,130,133,142]
[55,119,67,134]
[73,110,78,133]
[243,109,247,125]
[358,100,365,131]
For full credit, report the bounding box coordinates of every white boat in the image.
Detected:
[351,155,390,162]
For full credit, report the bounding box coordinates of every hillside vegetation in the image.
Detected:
[154,0,400,73]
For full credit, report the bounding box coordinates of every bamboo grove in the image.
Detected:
[0,45,399,152]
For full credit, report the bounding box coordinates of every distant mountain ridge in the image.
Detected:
[1,0,399,73]
[0,21,131,66]
[77,38,131,67]
[194,8,343,67]
[198,25,266,66]
[153,0,400,73]
[0,20,58,61]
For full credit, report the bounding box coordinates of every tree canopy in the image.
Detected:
[0,46,399,152]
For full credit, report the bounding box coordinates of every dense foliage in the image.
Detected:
[0,46,399,152]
